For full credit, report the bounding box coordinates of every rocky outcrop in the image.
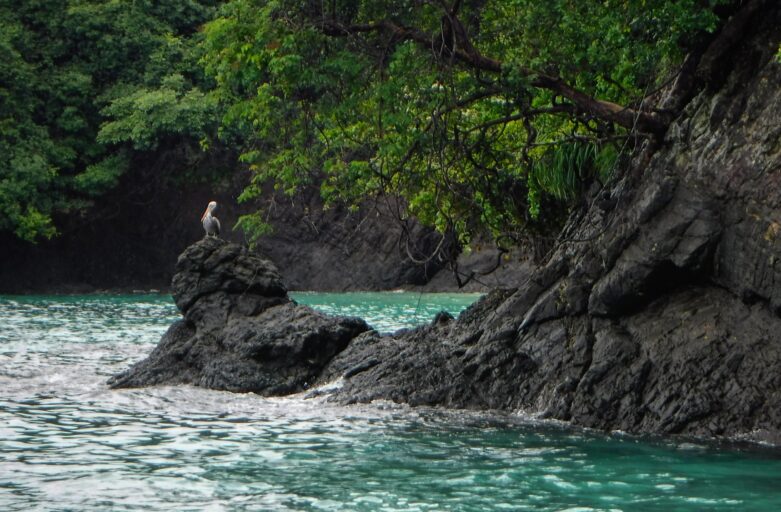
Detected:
[108,237,369,394]
[314,7,781,444]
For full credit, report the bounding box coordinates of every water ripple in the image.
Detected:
[1,294,781,511]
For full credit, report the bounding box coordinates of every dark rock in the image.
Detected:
[312,10,781,445]
[415,245,534,293]
[252,194,447,291]
[171,238,287,316]
[109,238,370,394]
[431,310,454,326]
[0,177,446,294]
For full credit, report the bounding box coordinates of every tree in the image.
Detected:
[0,0,218,241]
[203,0,731,249]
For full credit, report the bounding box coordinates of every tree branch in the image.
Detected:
[465,105,576,133]
[317,18,667,137]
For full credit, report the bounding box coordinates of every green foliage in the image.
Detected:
[203,0,729,245]
[14,207,57,242]
[1,0,733,245]
[0,0,218,241]
[233,212,273,247]
[73,153,130,196]
[528,142,617,216]
[98,74,218,151]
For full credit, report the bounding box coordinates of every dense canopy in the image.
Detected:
[202,0,728,247]
[0,0,217,240]
[1,0,735,246]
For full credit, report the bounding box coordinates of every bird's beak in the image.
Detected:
[201,208,209,222]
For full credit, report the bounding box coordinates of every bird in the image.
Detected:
[201,200,221,237]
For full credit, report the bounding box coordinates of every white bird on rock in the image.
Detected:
[201,200,221,237]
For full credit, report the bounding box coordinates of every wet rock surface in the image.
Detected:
[109,237,369,394]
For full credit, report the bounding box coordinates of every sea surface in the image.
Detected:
[1,293,780,511]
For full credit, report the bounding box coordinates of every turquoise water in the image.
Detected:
[1,294,780,511]
[291,291,482,333]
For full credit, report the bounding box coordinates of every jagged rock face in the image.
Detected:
[317,9,781,444]
[109,238,370,394]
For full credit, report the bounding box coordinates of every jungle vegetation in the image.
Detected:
[1,0,738,247]
[0,0,218,240]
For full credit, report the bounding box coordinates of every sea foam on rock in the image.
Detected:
[109,237,369,394]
